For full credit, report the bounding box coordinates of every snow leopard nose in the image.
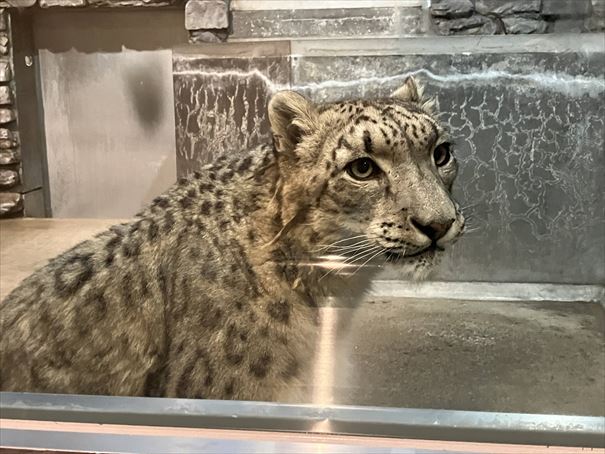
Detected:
[410,217,454,241]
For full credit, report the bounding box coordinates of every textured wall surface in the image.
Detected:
[293,52,605,284]
[173,42,290,175]
[173,36,605,285]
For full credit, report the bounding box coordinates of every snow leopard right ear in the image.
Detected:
[268,91,319,154]
[392,76,423,103]
[391,76,436,113]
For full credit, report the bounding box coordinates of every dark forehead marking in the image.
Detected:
[391,99,426,114]
[410,114,440,144]
[321,99,373,112]
[379,109,407,137]
[384,104,441,146]
[383,120,401,139]
[338,135,355,151]
[382,105,413,122]
[381,113,413,155]
[374,114,405,159]
[402,131,414,154]
[410,123,419,140]
[427,123,439,145]
[331,134,353,161]
[378,127,393,146]
[362,130,373,154]
[390,104,439,131]
[354,114,378,125]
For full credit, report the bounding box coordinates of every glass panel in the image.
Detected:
[1,3,603,452]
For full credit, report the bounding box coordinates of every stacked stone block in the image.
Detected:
[431,0,604,35]
[186,0,229,43]
[586,0,605,31]
[0,9,21,218]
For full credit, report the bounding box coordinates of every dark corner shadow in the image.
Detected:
[26,7,188,54]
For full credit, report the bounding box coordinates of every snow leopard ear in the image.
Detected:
[392,76,436,113]
[391,76,423,103]
[268,90,319,153]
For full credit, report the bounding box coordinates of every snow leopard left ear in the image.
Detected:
[391,76,424,103]
[268,90,319,154]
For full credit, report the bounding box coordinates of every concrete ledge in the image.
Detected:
[230,0,423,10]
[370,280,605,303]
[288,33,605,56]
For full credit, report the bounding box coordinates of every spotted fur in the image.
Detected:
[0,77,464,401]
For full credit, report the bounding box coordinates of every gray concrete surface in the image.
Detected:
[332,298,605,416]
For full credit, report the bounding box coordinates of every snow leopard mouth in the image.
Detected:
[384,243,444,262]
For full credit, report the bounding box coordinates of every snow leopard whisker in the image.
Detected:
[318,245,382,281]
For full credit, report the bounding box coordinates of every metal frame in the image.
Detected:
[9,9,52,217]
[1,392,604,449]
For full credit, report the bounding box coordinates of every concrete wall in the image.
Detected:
[34,10,185,218]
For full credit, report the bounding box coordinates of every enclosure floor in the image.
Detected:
[328,298,604,416]
[0,218,120,301]
[1,219,603,416]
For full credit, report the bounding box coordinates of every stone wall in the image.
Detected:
[1,1,603,41]
[1,0,182,7]
[0,9,22,218]
[431,0,605,35]
[226,0,605,41]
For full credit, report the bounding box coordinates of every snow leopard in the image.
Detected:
[0,77,465,401]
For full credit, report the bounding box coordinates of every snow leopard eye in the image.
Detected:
[433,142,452,167]
[346,158,380,180]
